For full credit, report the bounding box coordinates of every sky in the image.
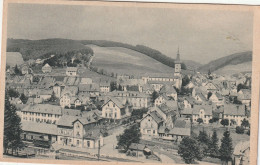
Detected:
[7,3,253,64]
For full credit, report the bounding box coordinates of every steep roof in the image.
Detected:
[159,84,177,95]
[102,97,124,109]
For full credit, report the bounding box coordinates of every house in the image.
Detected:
[193,92,207,104]
[127,143,150,157]
[205,82,219,93]
[209,92,224,105]
[141,84,154,95]
[154,94,169,106]
[222,104,247,126]
[52,82,65,98]
[101,97,130,120]
[159,84,177,101]
[109,91,150,109]
[182,97,196,109]
[158,126,190,142]
[192,104,213,124]
[21,64,29,75]
[140,111,163,137]
[42,63,52,73]
[39,89,53,101]
[66,67,78,76]
[148,81,165,92]
[56,115,103,149]
[78,84,100,97]
[21,121,58,144]
[232,141,250,165]
[60,93,72,108]
[99,81,110,93]
[21,104,62,124]
[140,103,180,140]
[237,89,251,106]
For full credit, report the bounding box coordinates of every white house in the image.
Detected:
[57,115,103,149]
[192,105,213,124]
[101,97,130,120]
[66,67,78,76]
[42,63,52,73]
[21,104,62,124]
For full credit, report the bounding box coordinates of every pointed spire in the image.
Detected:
[176,46,180,63]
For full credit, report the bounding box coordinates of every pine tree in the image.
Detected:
[14,64,21,75]
[197,130,210,156]
[219,130,233,165]
[20,93,28,104]
[4,91,24,155]
[178,137,203,164]
[117,124,141,152]
[208,130,219,158]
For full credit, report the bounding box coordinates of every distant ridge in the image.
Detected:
[197,51,252,73]
[7,38,189,70]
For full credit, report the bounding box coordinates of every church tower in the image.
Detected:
[174,47,181,76]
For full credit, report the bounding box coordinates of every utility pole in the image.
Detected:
[97,140,100,161]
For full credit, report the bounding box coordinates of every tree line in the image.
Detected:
[178,129,233,165]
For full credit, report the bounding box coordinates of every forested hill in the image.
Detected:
[197,51,252,73]
[7,38,93,61]
[7,38,187,70]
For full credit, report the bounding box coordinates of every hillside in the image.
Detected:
[7,38,93,61]
[214,61,252,75]
[182,60,202,70]
[197,51,252,73]
[87,45,175,76]
[7,38,200,71]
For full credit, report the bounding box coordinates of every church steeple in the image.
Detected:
[176,47,181,63]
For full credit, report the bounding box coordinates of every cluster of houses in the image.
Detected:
[5,51,251,154]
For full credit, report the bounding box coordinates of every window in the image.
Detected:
[77,140,79,145]
[87,141,90,147]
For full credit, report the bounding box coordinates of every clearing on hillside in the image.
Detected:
[87,45,174,76]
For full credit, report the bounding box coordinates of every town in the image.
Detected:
[4,48,251,164]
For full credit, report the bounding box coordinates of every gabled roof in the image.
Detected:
[42,63,51,68]
[141,111,163,124]
[102,97,124,109]
[159,84,177,95]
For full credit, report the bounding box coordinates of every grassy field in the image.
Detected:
[6,52,24,67]
[87,45,174,76]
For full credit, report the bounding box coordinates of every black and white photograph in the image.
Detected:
[0,1,259,165]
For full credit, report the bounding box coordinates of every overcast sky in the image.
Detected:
[7,3,253,64]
